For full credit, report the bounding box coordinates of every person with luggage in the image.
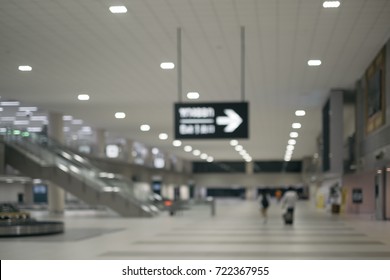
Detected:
[259,189,270,224]
[281,186,299,225]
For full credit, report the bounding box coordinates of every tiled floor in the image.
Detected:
[1,199,390,260]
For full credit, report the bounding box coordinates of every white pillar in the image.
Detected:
[180,185,189,200]
[246,161,254,174]
[96,128,106,157]
[246,186,257,200]
[126,139,134,163]
[48,112,65,214]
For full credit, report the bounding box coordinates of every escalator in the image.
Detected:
[1,133,157,217]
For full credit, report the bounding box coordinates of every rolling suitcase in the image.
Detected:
[283,208,294,225]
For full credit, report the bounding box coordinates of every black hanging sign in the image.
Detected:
[174,102,249,139]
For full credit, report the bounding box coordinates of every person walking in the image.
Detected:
[281,186,299,224]
[259,189,270,223]
[275,189,282,203]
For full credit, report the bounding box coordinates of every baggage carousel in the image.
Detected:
[0,219,64,237]
[0,203,64,237]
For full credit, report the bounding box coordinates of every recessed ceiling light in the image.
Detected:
[292,123,301,129]
[207,156,214,162]
[290,132,299,138]
[109,6,127,14]
[230,140,238,146]
[235,145,243,151]
[159,133,168,140]
[18,65,32,71]
[244,156,252,162]
[288,139,296,145]
[173,140,182,147]
[187,92,200,100]
[63,115,73,121]
[78,94,90,101]
[115,112,126,119]
[184,145,192,152]
[308,60,322,66]
[160,62,175,70]
[193,149,201,156]
[284,156,291,162]
[287,145,295,151]
[295,110,306,116]
[140,124,150,131]
[200,153,208,160]
[323,1,340,8]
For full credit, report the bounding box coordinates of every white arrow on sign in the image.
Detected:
[216,109,243,133]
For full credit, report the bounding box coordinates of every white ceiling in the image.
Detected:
[0,0,389,162]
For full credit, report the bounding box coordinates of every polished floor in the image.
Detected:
[1,199,390,260]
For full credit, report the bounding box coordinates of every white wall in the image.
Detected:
[0,183,24,203]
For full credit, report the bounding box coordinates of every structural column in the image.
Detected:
[322,90,344,175]
[125,139,134,163]
[96,128,106,158]
[245,161,256,200]
[47,112,65,214]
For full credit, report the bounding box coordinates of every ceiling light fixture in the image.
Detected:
[160,62,175,70]
[308,60,322,66]
[295,110,306,116]
[109,6,127,14]
[115,112,126,119]
[184,145,192,152]
[140,124,150,131]
[288,139,296,145]
[230,140,238,146]
[323,1,341,8]
[193,149,201,156]
[235,145,243,151]
[207,156,214,162]
[159,133,168,140]
[172,140,182,147]
[200,153,208,160]
[18,65,32,71]
[78,94,90,101]
[292,123,301,129]
[187,92,200,100]
[290,132,299,138]
[286,145,295,151]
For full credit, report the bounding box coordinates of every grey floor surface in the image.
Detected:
[1,199,390,260]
